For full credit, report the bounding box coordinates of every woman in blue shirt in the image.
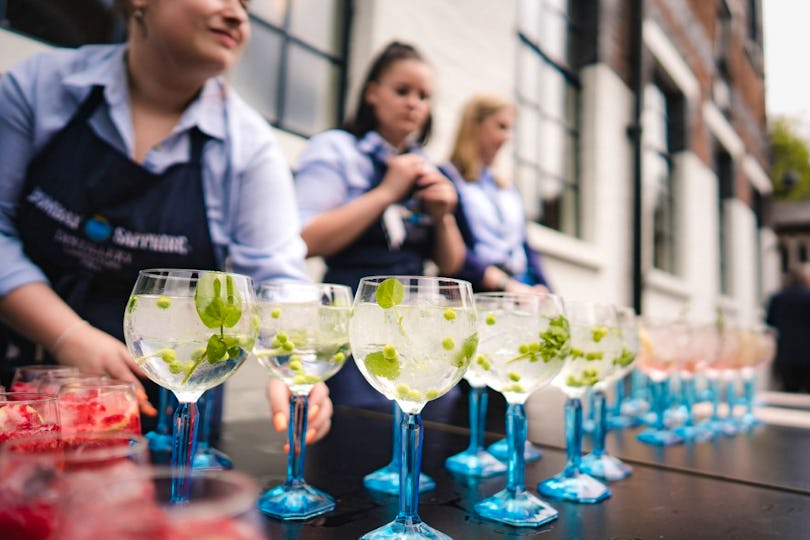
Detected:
[440,93,550,293]
[0,0,330,440]
[294,41,466,408]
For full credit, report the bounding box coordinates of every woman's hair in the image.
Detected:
[113,0,133,18]
[449,93,514,185]
[343,41,433,145]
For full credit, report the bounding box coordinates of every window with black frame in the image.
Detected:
[0,0,349,139]
[643,82,682,275]
[514,0,582,237]
[231,0,349,138]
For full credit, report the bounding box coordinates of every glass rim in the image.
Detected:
[357,275,473,289]
[63,466,260,522]
[136,268,253,283]
[0,391,59,403]
[257,280,352,292]
[0,430,148,462]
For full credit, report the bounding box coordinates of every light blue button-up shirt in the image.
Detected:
[0,44,308,296]
[444,163,528,276]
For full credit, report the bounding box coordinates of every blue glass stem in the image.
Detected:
[171,400,199,502]
[392,403,403,468]
[651,380,668,430]
[681,377,697,427]
[611,380,625,417]
[726,379,737,420]
[397,411,423,526]
[592,391,607,457]
[197,390,213,451]
[287,394,309,487]
[563,397,583,477]
[468,386,487,452]
[708,377,721,421]
[744,376,756,416]
[506,403,527,493]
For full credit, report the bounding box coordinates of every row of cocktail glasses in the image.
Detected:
[606,320,777,446]
[5,269,775,539]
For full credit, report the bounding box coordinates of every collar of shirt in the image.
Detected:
[356,131,424,163]
[61,46,227,146]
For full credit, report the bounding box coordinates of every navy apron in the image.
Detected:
[1,86,219,432]
[325,145,460,414]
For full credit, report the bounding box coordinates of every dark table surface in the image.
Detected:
[218,386,810,539]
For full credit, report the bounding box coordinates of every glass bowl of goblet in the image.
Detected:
[123,269,258,502]
[254,281,352,520]
[350,276,478,540]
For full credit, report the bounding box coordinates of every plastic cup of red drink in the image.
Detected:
[57,378,141,435]
[10,365,80,393]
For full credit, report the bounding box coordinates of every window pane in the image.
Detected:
[540,6,568,61]
[517,163,541,222]
[518,46,540,103]
[230,26,282,122]
[518,0,542,42]
[283,45,341,134]
[540,121,565,178]
[539,64,565,118]
[289,0,344,54]
[249,0,287,25]
[517,106,540,165]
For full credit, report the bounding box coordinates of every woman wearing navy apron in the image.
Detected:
[293,42,467,413]
[0,0,332,438]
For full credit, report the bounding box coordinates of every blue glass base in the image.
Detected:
[636,427,684,446]
[738,414,762,431]
[192,445,233,470]
[475,488,558,527]
[257,483,335,520]
[445,449,506,478]
[607,413,642,430]
[487,439,542,463]
[145,430,173,453]
[672,424,714,443]
[360,519,451,540]
[363,463,436,495]
[698,418,738,437]
[580,453,632,482]
[537,472,611,504]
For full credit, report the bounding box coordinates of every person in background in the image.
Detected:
[439,93,551,293]
[0,0,331,442]
[293,40,466,408]
[765,264,810,393]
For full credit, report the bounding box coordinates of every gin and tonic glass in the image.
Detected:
[123,269,258,501]
[350,276,477,539]
[580,305,638,482]
[254,281,352,520]
[472,292,569,527]
[538,300,620,503]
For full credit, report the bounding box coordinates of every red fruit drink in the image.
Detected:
[58,381,141,435]
[0,432,148,540]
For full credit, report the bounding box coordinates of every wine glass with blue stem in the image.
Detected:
[123,269,258,502]
[472,292,569,526]
[738,325,776,430]
[350,276,478,539]
[580,305,638,482]
[538,300,620,504]
[254,282,352,520]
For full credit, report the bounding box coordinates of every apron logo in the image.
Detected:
[84,215,112,242]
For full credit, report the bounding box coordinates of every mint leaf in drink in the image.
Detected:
[365,349,400,380]
[375,278,404,309]
[195,272,243,329]
[613,347,636,367]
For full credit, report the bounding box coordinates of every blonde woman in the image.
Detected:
[440,94,550,293]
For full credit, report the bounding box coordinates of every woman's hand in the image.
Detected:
[54,323,156,415]
[267,378,333,447]
[414,168,458,220]
[377,154,426,202]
